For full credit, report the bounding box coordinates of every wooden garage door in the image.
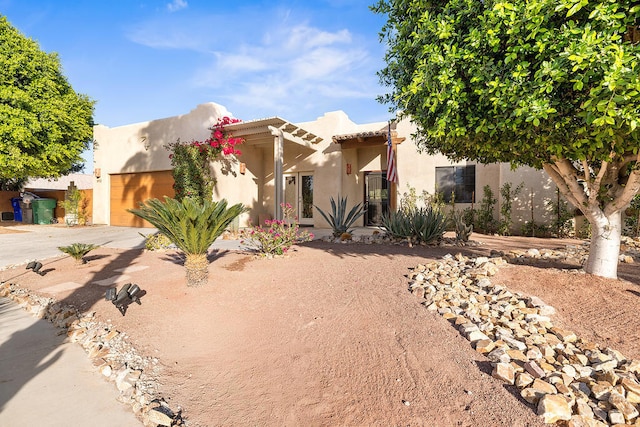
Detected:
[110,171,174,227]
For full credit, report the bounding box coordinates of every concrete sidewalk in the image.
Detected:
[0,298,141,427]
[0,226,159,425]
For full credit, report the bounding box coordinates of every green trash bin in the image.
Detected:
[32,198,57,224]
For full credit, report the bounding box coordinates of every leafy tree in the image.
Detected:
[373,0,640,278]
[0,16,94,179]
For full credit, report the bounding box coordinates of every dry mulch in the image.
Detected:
[1,234,638,426]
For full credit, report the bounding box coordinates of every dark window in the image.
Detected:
[435,165,476,203]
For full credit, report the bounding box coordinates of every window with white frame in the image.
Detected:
[435,165,476,203]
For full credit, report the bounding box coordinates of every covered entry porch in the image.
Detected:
[224,118,321,223]
[332,127,404,225]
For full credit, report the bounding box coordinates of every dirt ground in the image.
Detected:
[2,234,639,427]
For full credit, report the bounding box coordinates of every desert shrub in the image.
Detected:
[624,194,640,237]
[240,203,313,257]
[521,221,551,238]
[476,185,498,234]
[399,184,445,212]
[58,187,86,226]
[546,197,575,238]
[453,210,473,242]
[139,232,173,251]
[498,182,524,236]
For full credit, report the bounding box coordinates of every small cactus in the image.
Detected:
[58,243,100,265]
[453,211,473,242]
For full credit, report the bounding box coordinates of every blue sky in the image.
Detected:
[2,0,392,130]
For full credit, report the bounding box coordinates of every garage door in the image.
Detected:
[110,171,174,227]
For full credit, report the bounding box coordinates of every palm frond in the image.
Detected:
[128,197,247,255]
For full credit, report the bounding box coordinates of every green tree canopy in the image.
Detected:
[374,0,640,278]
[0,16,94,179]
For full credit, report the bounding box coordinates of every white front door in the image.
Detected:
[284,172,314,225]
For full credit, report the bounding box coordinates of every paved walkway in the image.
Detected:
[0,226,154,426]
[0,298,141,426]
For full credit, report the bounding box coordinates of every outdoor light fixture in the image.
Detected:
[26,261,46,276]
[105,283,144,316]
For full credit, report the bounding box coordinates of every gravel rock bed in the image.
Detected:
[408,252,640,425]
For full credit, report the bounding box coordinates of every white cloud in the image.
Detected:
[290,46,366,80]
[167,0,188,13]
[128,8,384,121]
[284,26,352,50]
[126,15,223,51]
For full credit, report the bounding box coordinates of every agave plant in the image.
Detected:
[128,197,246,286]
[58,243,100,265]
[382,206,447,245]
[315,195,366,238]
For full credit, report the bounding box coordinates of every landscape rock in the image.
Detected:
[407,250,640,426]
[146,408,173,426]
[538,394,572,423]
[492,362,515,385]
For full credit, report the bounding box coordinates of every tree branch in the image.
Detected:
[590,160,609,206]
[543,161,586,211]
[581,160,590,183]
[606,154,640,215]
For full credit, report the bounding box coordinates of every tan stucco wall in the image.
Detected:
[498,164,561,233]
[392,119,566,233]
[293,111,376,227]
[93,102,254,225]
[93,103,566,232]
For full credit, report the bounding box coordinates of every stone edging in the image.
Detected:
[408,252,640,425]
[0,282,184,427]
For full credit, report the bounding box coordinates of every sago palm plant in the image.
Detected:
[58,243,100,265]
[128,197,246,286]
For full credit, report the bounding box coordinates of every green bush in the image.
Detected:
[521,221,551,238]
[476,185,498,234]
[498,182,524,236]
[128,197,246,286]
[546,197,574,238]
[382,206,447,244]
[139,232,173,251]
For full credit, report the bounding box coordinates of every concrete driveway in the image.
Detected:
[0,224,243,269]
[0,224,148,268]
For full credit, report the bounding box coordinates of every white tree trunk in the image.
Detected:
[584,211,622,279]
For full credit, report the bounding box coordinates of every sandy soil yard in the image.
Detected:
[1,233,639,426]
